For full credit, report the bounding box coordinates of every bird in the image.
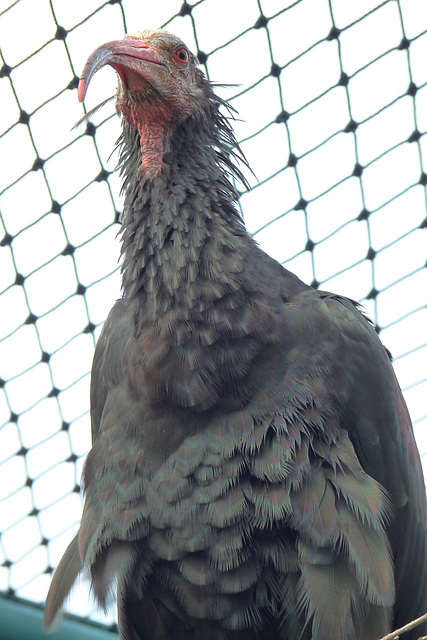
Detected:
[44,29,427,640]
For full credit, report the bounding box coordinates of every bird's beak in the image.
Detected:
[78,38,163,102]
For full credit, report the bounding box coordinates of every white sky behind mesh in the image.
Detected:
[0,0,426,628]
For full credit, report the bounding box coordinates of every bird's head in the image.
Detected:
[78,30,209,178]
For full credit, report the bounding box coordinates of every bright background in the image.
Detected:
[0,0,426,629]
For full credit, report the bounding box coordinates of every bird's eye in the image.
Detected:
[174,47,189,65]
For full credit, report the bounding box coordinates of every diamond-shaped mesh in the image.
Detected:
[0,0,426,630]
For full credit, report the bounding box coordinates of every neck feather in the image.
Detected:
[118,113,252,315]
[115,106,281,413]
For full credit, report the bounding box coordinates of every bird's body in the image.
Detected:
[45,30,427,640]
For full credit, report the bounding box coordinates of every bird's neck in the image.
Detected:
[118,97,184,180]
[117,119,281,413]
[119,121,251,316]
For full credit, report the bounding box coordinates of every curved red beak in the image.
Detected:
[77,38,163,102]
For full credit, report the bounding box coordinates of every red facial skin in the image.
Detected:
[78,32,197,179]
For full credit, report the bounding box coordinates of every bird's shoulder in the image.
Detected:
[90,298,132,441]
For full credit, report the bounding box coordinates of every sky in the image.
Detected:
[0,0,426,627]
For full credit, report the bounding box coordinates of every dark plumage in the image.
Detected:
[44,30,427,640]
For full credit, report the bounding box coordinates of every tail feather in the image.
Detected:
[44,534,82,629]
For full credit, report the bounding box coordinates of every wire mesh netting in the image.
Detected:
[0,0,426,630]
